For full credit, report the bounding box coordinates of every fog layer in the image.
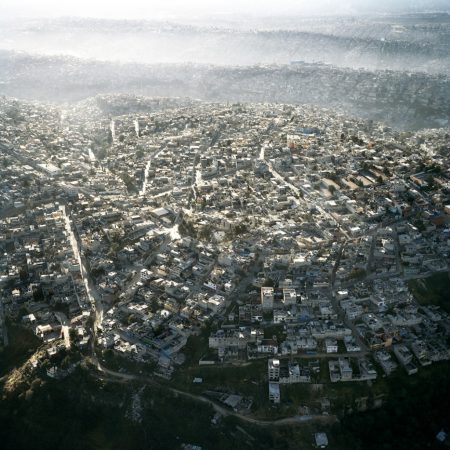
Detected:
[1,15,449,73]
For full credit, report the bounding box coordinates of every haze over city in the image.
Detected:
[0,1,449,450]
[1,0,449,19]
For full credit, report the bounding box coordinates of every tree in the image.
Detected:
[414,219,426,232]
[61,355,71,369]
[425,174,436,190]
[32,286,44,302]
[349,268,367,280]
[234,223,248,235]
[198,225,212,241]
[19,267,29,282]
[150,298,159,313]
[18,306,29,317]
[96,147,107,160]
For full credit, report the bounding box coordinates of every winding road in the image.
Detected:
[88,354,337,427]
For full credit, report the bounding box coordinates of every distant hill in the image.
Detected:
[0,50,448,130]
[0,15,449,73]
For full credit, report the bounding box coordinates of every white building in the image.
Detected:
[268,358,280,381]
[325,338,338,353]
[268,382,280,404]
[282,288,297,306]
[261,287,274,310]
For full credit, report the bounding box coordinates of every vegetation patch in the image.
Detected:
[408,272,450,313]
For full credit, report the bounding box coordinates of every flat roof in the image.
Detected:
[152,207,170,217]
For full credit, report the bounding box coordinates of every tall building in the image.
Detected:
[282,288,297,306]
[268,358,280,381]
[261,286,274,310]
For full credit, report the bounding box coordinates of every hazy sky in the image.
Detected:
[1,0,449,20]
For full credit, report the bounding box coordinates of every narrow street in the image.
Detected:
[59,205,104,331]
[330,240,369,353]
[54,311,71,349]
[139,148,164,197]
[331,240,347,288]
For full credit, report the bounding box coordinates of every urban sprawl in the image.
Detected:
[0,95,449,416]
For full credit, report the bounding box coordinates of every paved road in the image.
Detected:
[278,351,368,360]
[140,148,164,197]
[60,205,104,333]
[54,312,71,349]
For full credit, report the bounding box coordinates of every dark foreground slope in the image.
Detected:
[1,361,449,450]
